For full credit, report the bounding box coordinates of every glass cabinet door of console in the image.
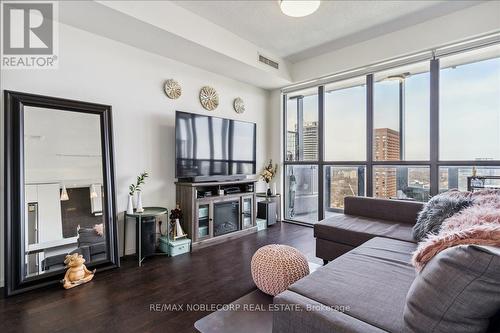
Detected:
[197,203,210,240]
[241,196,253,229]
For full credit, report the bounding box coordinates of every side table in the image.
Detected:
[256,193,281,222]
[125,207,168,266]
[257,200,277,226]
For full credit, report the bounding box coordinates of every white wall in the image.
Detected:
[292,1,500,82]
[0,22,271,286]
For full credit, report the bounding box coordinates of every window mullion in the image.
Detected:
[282,94,287,162]
[399,80,405,160]
[366,74,374,197]
[318,86,325,221]
[297,98,304,161]
[430,58,440,196]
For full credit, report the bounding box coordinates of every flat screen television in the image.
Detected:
[175,111,256,181]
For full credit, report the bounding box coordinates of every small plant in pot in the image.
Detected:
[127,172,149,214]
[260,160,278,196]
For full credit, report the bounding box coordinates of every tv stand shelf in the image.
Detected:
[176,179,257,250]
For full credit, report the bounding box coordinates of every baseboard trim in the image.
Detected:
[282,220,314,228]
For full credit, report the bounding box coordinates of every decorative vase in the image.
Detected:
[126,195,134,214]
[272,183,277,196]
[174,218,187,239]
[136,191,144,213]
[266,183,272,197]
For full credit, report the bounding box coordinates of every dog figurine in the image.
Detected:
[61,253,96,289]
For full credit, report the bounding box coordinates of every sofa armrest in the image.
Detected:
[273,290,386,333]
[344,196,423,225]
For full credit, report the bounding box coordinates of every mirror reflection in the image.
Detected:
[24,106,106,278]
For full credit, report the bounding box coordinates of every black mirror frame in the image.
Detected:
[4,90,120,296]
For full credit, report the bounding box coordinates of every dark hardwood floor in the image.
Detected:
[0,222,318,333]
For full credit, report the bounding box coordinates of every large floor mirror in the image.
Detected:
[4,91,119,296]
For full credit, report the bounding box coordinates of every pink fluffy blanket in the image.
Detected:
[412,190,500,271]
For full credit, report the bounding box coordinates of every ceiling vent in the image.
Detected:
[259,54,279,70]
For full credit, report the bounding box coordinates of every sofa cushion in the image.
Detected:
[404,245,500,333]
[316,238,355,261]
[273,290,387,333]
[288,237,417,333]
[315,214,414,247]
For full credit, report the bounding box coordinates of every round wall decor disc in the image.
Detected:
[199,86,219,111]
[233,97,245,114]
[164,79,182,99]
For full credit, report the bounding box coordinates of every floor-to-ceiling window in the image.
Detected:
[323,77,366,217]
[283,42,500,225]
[284,88,319,223]
[373,62,431,202]
[438,44,500,192]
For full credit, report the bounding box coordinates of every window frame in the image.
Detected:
[283,49,500,225]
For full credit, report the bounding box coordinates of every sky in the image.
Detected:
[288,56,500,162]
[440,57,500,160]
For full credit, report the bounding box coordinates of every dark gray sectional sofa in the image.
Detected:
[273,196,500,333]
[315,196,423,263]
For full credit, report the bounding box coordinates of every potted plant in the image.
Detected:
[260,160,278,196]
[128,172,148,213]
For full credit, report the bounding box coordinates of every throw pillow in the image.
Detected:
[412,190,471,241]
[404,245,500,333]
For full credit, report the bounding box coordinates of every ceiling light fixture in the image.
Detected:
[385,72,411,82]
[280,0,320,18]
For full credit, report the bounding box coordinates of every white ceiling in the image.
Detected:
[174,0,483,63]
[57,1,497,90]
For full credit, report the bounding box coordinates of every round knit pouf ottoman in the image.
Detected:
[251,244,310,296]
